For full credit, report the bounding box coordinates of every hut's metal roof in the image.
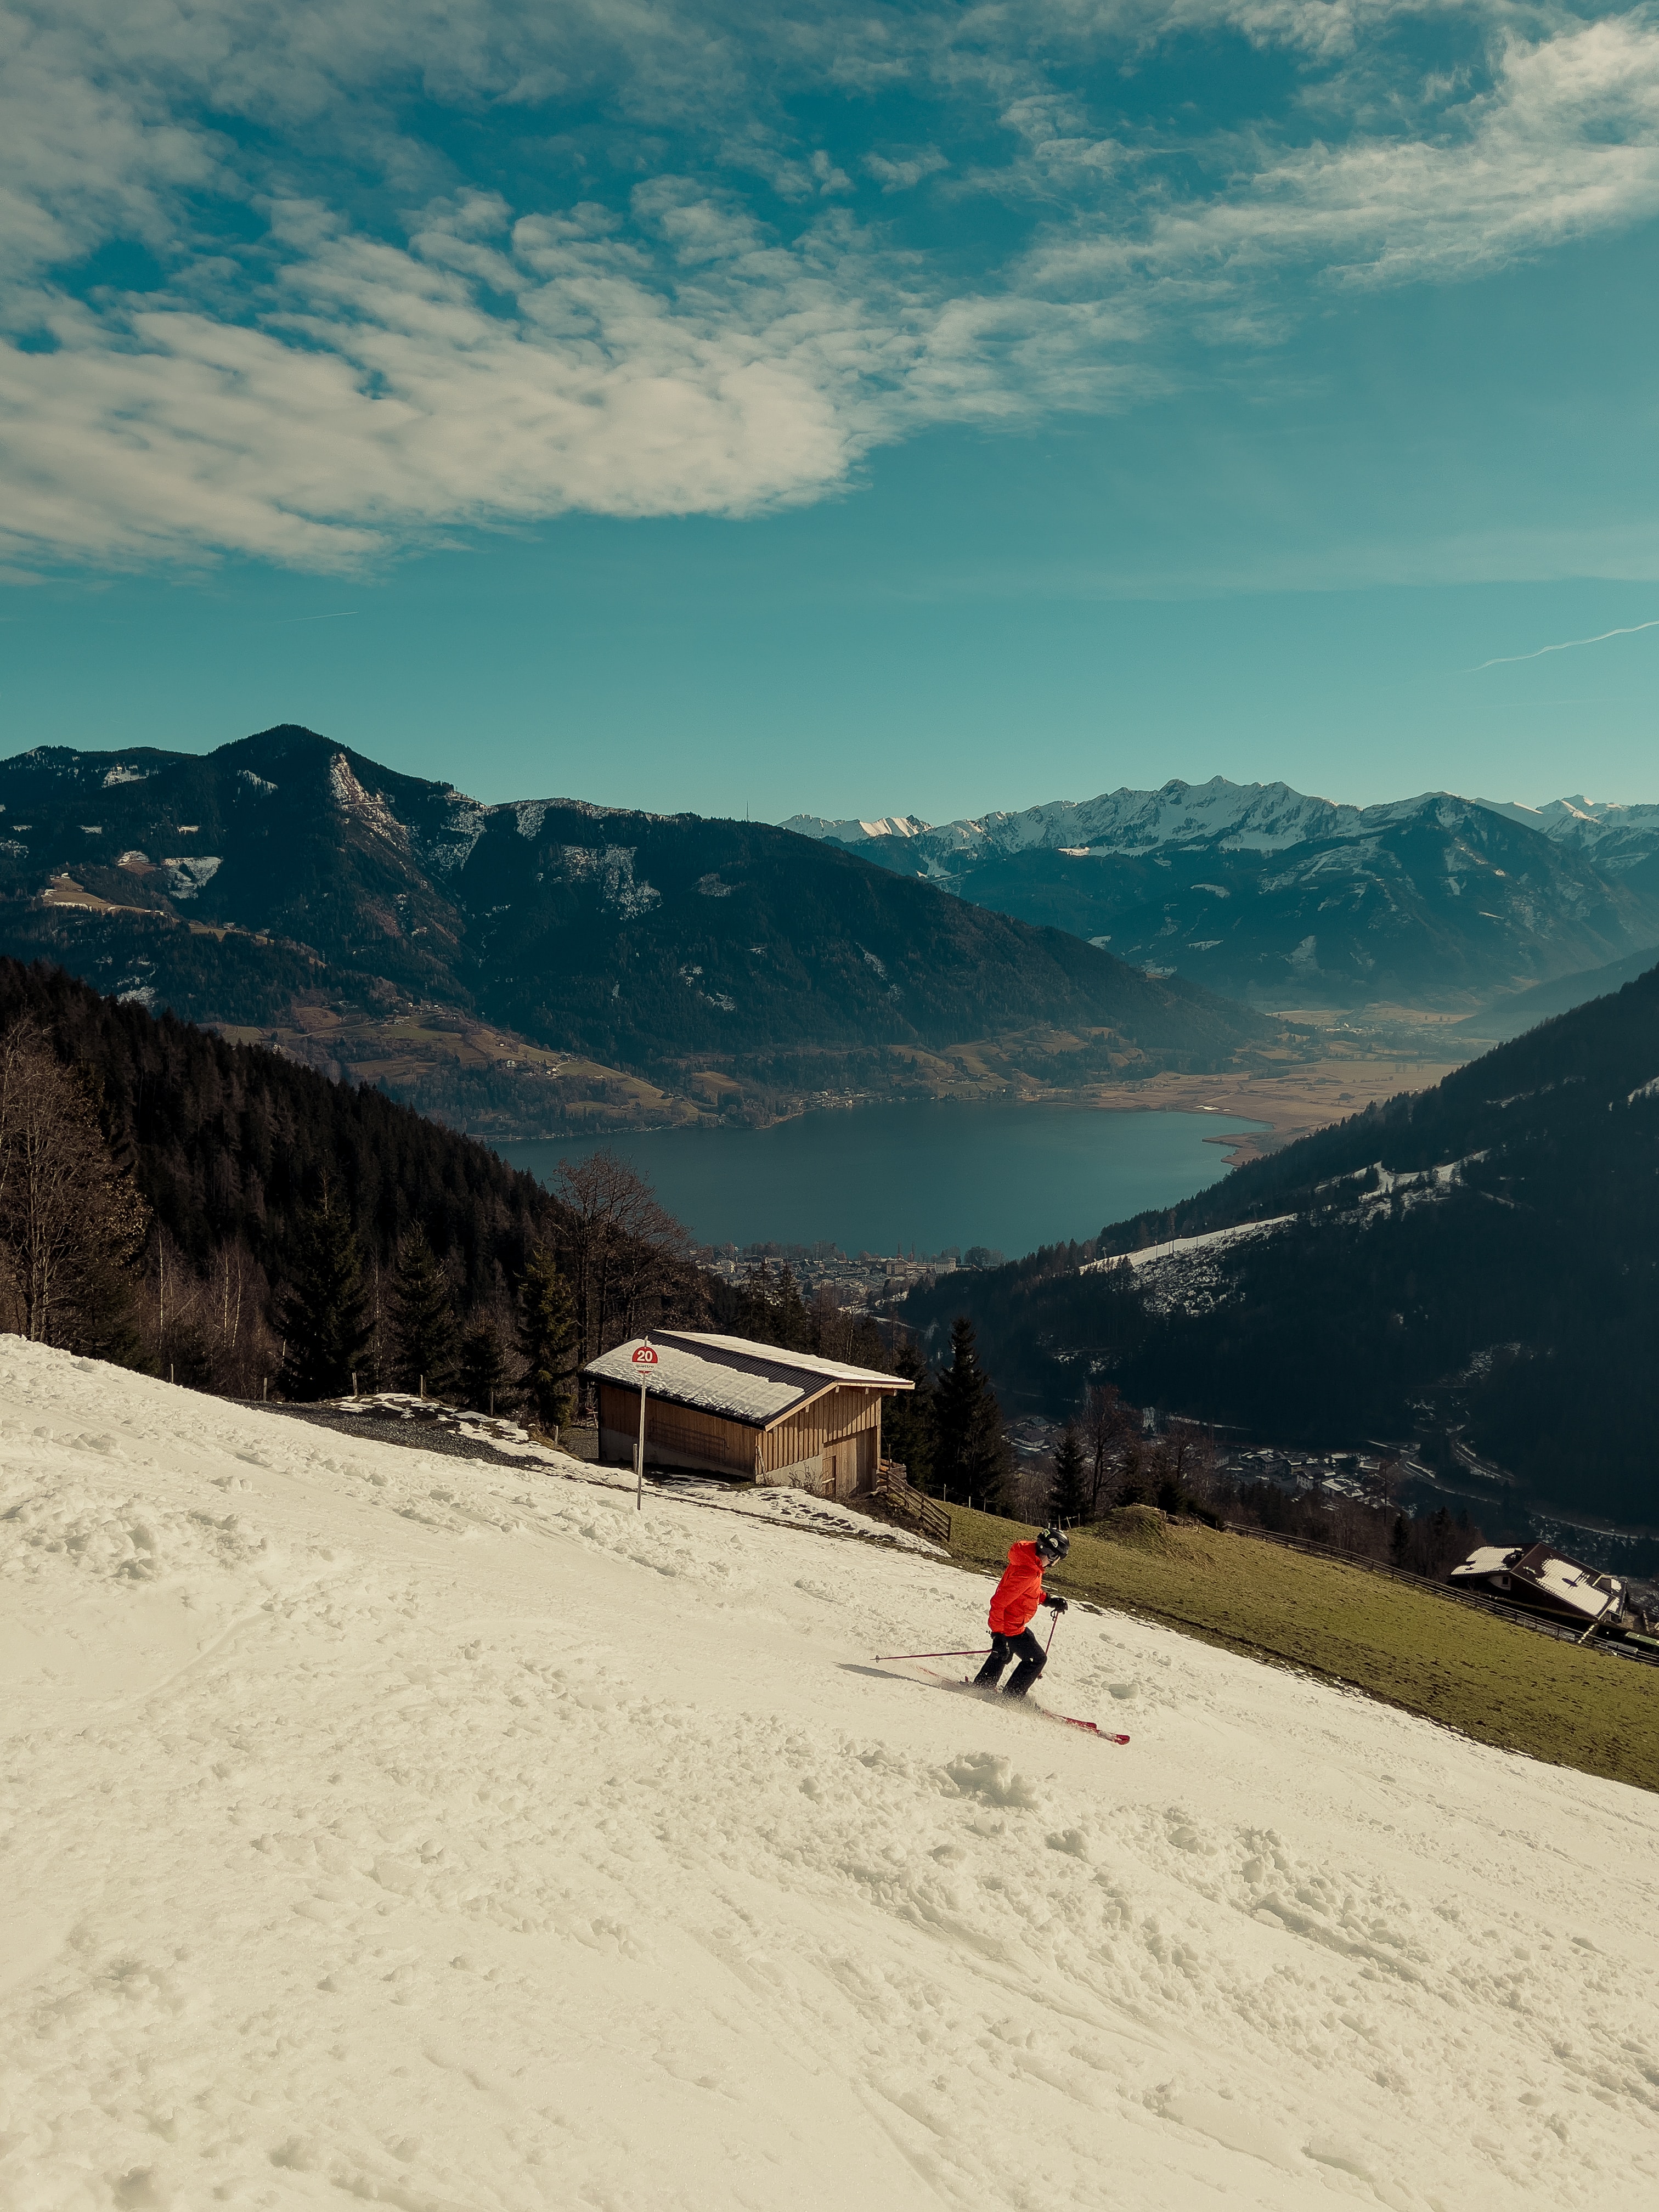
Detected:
[583,1329,910,1430]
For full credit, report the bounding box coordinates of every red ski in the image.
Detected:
[894,1663,1129,1745]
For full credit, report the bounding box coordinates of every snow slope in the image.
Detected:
[1077,1220,1300,1318]
[3,1341,1657,2212]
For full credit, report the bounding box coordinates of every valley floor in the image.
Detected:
[1075,1052,1468,1166]
[3,1342,1656,2210]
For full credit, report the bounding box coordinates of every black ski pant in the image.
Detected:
[974,1626,1046,1699]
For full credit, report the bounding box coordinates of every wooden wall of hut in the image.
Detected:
[595,1380,885,1497]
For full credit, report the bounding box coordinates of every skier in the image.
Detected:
[973,1527,1070,1697]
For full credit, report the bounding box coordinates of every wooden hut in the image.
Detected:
[583,1329,913,1499]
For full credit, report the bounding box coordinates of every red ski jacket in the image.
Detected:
[989,1541,1046,1636]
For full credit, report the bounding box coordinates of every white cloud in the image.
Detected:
[1132,16,1659,291]
[3,2,1659,569]
[0,223,895,569]
[863,148,949,193]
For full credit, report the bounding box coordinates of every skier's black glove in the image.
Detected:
[1044,1594,1068,1613]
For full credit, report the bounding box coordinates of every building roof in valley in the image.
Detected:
[583,1329,911,1430]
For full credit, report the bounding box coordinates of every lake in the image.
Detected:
[497,1103,1266,1258]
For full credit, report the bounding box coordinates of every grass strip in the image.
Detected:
[942,1501,1659,1794]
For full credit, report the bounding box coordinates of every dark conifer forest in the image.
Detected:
[0,956,923,1415]
[0,957,704,1397]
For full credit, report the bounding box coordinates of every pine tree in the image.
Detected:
[934,1316,1014,1513]
[389,1224,459,1396]
[458,1316,512,1414]
[276,1201,372,1400]
[1048,1425,1091,1525]
[882,1338,937,1488]
[517,1247,578,1433]
[740,1261,813,1350]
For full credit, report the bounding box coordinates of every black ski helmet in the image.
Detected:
[1035,1526,1070,1563]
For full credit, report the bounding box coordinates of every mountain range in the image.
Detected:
[785,779,1659,1011]
[0,729,1276,1133]
[900,957,1659,1531]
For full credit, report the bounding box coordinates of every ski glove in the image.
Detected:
[1043,1594,1069,1614]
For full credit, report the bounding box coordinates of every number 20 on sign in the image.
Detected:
[630,1341,657,1510]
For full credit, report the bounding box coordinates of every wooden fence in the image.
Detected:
[871,1460,952,1545]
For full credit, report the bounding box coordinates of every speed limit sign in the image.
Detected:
[630,1341,657,1510]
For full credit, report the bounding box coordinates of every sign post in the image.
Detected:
[629,1341,658,1513]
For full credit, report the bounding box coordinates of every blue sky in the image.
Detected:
[4,1,1659,821]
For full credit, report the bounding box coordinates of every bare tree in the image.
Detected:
[553,1149,692,1362]
[1081,1383,1139,1515]
[207,1239,252,1359]
[139,1230,278,1394]
[1151,1419,1218,1512]
[0,1024,148,1349]
[143,1224,208,1380]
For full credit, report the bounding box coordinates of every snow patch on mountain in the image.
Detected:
[1314,1156,1493,1215]
[561,844,661,918]
[416,793,488,876]
[1081,1216,1296,1316]
[163,855,221,900]
[328,754,409,850]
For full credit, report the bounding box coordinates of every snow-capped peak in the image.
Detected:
[780,812,932,842]
[1477,793,1659,836]
[1472,793,1659,874]
[785,778,1659,870]
[786,778,1364,862]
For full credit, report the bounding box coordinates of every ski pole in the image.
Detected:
[877,1647,992,1661]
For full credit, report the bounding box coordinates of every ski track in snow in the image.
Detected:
[1,1341,1656,2211]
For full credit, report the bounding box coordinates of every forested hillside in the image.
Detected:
[0,958,704,1402]
[901,962,1659,1525]
[0,957,925,1420]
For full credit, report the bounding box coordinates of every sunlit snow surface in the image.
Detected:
[2,1341,1657,2210]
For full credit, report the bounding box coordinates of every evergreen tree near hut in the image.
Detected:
[934,1314,1014,1513]
[882,1337,937,1489]
[737,1259,814,1351]
[389,1224,459,1397]
[517,1248,578,1433]
[458,1315,513,1414]
[1048,1424,1091,1525]
[276,1198,372,1400]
